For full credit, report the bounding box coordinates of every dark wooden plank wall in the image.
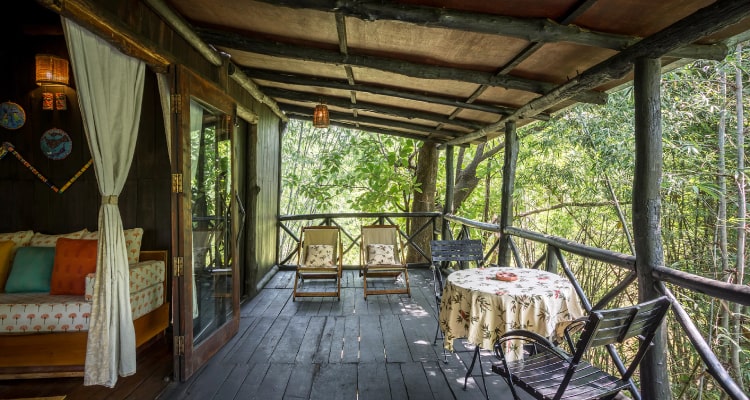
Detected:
[252,105,281,289]
[0,8,171,252]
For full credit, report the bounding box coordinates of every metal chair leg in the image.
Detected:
[433,322,448,363]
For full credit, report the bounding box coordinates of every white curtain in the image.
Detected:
[189,100,202,319]
[63,17,146,387]
[156,73,172,165]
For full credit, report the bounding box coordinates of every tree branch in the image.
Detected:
[517,201,631,217]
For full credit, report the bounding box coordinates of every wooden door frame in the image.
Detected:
[172,64,240,381]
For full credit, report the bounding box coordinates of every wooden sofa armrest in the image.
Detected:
[139,250,168,264]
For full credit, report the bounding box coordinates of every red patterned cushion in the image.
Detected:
[50,238,98,295]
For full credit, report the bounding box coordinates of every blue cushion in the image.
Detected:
[4,246,57,293]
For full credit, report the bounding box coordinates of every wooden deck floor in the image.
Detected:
[159,269,525,400]
[0,269,527,400]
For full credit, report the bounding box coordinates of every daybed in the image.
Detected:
[0,230,170,379]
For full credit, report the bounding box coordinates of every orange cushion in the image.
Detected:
[50,238,98,295]
[0,240,16,292]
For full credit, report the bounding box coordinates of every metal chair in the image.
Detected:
[360,224,410,299]
[429,239,484,363]
[293,226,342,301]
[491,296,672,400]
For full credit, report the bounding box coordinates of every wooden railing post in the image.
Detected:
[498,121,518,266]
[633,56,672,400]
[545,244,558,273]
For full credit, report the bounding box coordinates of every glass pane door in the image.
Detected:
[189,99,233,345]
[172,65,239,381]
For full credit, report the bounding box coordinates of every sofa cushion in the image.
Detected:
[0,230,34,248]
[82,228,143,264]
[4,247,57,293]
[124,228,144,264]
[29,229,87,247]
[0,240,15,292]
[50,238,98,295]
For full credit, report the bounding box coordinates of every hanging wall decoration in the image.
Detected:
[40,128,72,160]
[1,142,92,194]
[0,101,26,130]
[42,93,54,110]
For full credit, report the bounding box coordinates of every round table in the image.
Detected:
[438,266,584,360]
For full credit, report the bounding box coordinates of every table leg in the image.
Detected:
[463,346,489,399]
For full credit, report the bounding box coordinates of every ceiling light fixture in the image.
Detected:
[313,101,329,128]
[35,54,69,86]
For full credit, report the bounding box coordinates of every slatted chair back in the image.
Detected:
[570,295,672,381]
[430,239,484,270]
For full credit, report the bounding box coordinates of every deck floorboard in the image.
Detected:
[160,269,525,399]
[0,269,527,399]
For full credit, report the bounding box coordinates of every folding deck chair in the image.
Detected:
[360,224,410,299]
[293,226,342,301]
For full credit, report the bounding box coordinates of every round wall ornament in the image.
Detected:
[0,101,26,130]
[40,128,73,160]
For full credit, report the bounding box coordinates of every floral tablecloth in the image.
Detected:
[439,267,584,359]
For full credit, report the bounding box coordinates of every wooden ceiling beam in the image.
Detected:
[244,68,550,121]
[256,0,727,60]
[443,0,750,146]
[282,104,465,138]
[197,27,607,105]
[285,109,456,143]
[263,87,483,130]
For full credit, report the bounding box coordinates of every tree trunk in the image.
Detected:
[453,143,483,210]
[732,43,746,389]
[717,69,730,364]
[452,143,505,213]
[408,141,438,263]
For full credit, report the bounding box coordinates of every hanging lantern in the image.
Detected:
[313,102,329,128]
[35,54,69,86]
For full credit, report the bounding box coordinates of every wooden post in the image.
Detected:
[545,244,558,273]
[633,57,672,399]
[442,145,454,240]
[498,121,518,266]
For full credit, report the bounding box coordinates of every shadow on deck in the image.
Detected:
[160,268,525,400]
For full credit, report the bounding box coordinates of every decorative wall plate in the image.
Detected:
[40,128,73,160]
[0,101,26,130]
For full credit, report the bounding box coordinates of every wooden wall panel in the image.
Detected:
[252,104,280,285]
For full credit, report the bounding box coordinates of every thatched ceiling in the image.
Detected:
[31,1,750,145]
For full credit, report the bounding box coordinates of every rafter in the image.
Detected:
[263,87,484,130]
[255,0,727,60]
[443,0,750,146]
[244,68,550,120]
[197,27,608,105]
[282,104,466,139]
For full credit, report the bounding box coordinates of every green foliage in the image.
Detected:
[280,43,750,397]
[281,120,420,215]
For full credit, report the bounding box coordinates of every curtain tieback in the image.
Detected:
[102,195,119,205]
